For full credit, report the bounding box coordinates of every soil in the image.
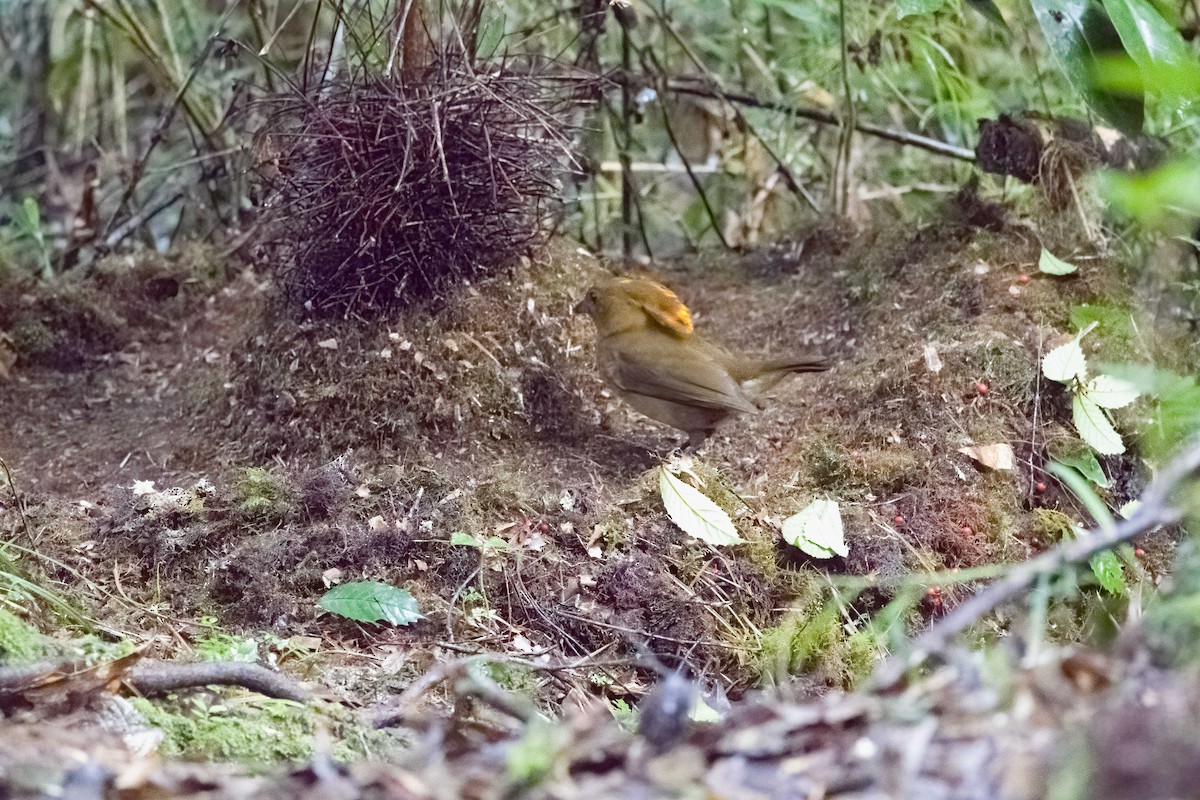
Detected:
[2,197,1198,797]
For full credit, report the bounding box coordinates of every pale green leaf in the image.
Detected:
[689,695,723,722]
[1038,248,1079,275]
[1073,393,1125,454]
[781,499,848,559]
[659,468,744,546]
[1042,338,1088,383]
[1089,549,1126,595]
[1086,374,1140,409]
[1051,447,1110,487]
[318,581,424,626]
[450,531,480,546]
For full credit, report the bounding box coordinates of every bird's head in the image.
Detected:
[576,277,693,338]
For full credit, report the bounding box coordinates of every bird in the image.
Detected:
[575,276,831,448]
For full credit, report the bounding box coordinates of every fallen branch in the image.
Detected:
[877,434,1200,686]
[0,658,310,703]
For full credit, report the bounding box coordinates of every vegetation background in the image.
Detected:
[1,0,1199,796]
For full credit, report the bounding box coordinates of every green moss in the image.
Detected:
[805,441,851,490]
[132,694,313,764]
[479,660,539,696]
[755,578,878,688]
[0,606,48,662]
[234,467,296,524]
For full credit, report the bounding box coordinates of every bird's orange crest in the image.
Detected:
[618,277,694,337]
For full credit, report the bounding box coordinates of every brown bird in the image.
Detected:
[576,276,830,448]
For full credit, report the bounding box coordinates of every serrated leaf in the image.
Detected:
[659,468,744,546]
[318,581,424,626]
[1043,337,1089,383]
[1073,393,1125,454]
[1089,549,1126,595]
[781,499,848,559]
[1086,374,1140,408]
[1038,248,1079,275]
[1051,448,1110,487]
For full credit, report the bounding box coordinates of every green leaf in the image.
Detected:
[1099,364,1200,457]
[1099,0,1194,109]
[318,581,424,626]
[1029,0,1144,132]
[1096,158,1200,229]
[964,0,1010,29]
[1089,549,1126,594]
[659,468,744,546]
[1091,53,1200,97]
[1073,393,1125,454]
[1069,304,1134,341]
[781,499,848,558]
[1086,374,1140,409]
[1038,248,1079,275]
[450,531,481,547]
[1051,446,1110,487]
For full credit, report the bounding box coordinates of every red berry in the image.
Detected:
[894,515,905,524]
[961,525,973,536]
[926,586,941,596]
[1018,274,1030,284]
[1036,481,1047,492]
[976,382,989,395]
[1135,548,1145,557]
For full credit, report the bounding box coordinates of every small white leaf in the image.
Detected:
[1042,337,1088,383]
[782,499,848,559]
[1118,499,1141,518]
[957,443,1015,470]
[923,344,943,373]
[1038,249,1079,275]
[317,338,339,350]
[1073,394,1125,455]
[659,468,744,546]
[1086,374,1140,409]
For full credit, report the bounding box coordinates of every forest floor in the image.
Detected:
[2,190,1199,798]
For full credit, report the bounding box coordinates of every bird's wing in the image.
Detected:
[602,334,759,414]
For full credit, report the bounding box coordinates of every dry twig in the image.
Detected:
[877,434,1200,686]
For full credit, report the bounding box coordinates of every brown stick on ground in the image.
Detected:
[0,659,310,703]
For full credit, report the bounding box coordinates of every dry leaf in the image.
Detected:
[958,443,1015,470]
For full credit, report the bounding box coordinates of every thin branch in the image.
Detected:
[876,434,1200,686]
[658,78,976,163]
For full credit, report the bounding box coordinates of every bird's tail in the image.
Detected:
[738,354,831,397]
[765,354,832,374]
